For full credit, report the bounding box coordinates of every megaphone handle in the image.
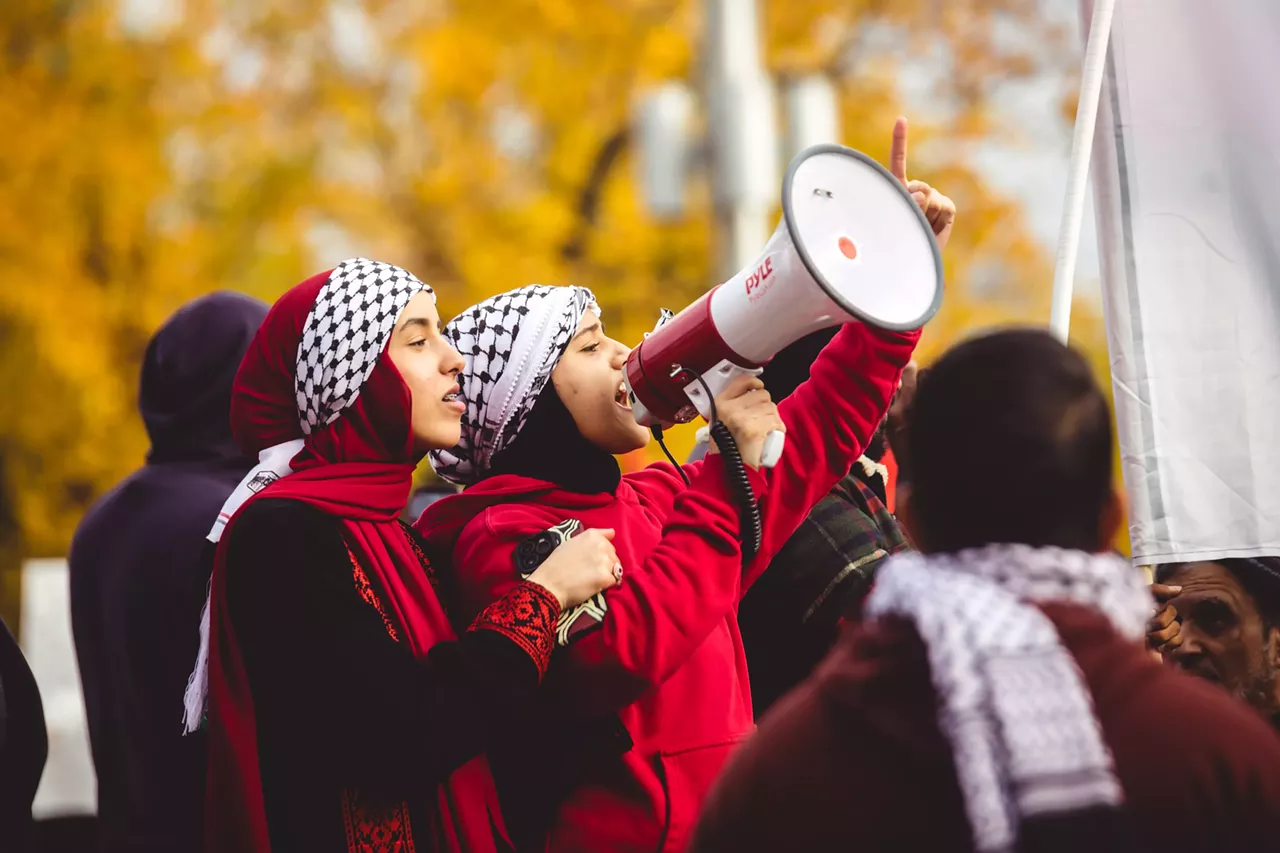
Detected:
[684,359,787,468]
[759,430,785,469]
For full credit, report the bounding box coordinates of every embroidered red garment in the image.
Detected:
[204,272,507,853]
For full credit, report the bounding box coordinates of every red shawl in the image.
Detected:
[204,271,506,852]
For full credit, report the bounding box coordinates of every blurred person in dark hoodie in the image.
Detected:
[0,615,47,853]
[68,291,267,853]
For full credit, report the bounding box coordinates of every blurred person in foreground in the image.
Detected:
[69,291,267,852]
[1148,557,1280,728]
[182,260,619,853]
[0,616,46,853]
[692,329,1280,853]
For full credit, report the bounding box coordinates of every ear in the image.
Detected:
[1267,625,1280,672]
[1097,485,1125,553]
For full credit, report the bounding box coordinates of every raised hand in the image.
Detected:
[706,374,785,470]
[1147,583,1183,657]
[890,117,957,251]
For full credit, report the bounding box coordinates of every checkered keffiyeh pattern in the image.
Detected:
[865,544,1152,853]
[185,258,433,735]
[431,284,598,485]
[297,258,434,432]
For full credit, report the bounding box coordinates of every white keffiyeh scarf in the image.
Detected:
[864,544,1152,853]
[430,284,598,485]
[182,258,433,734]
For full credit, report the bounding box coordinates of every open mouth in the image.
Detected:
[443,385,463,405]
[615,380,631,410]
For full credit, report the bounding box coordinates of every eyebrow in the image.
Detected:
[571,321,602,343]
[398,317,438,334]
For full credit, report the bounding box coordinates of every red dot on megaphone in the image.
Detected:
[838,237,858,260]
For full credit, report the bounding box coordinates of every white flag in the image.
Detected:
[1088,0,1280,564]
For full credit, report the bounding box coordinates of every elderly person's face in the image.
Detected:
[1163,561,1280,715]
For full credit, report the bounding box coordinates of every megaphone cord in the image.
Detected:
[651,426,691,486]
[692,374,763,565]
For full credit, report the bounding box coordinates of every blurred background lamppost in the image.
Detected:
[634,0,840,281]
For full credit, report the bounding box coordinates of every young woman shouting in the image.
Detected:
[420,123,952,853]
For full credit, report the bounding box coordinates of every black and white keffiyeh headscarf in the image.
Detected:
[431,284,598,485]
[183,258,433,734]
[865,544,1152,853]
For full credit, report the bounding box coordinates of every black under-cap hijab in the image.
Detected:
[486,379,622,495]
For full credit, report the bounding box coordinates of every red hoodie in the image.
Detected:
[418,323,918,853]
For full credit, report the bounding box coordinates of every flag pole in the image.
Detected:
[1050,0,1118,342]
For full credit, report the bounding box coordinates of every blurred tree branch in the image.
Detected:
[0,0,1120,590]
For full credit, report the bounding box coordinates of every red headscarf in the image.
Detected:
[203,263,506,852]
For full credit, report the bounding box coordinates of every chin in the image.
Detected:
[417,426,462,454]
[627,425,652,450]
[616,424,652,453]
[592,422,651,455]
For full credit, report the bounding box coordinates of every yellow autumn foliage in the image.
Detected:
[0,0,1122,622]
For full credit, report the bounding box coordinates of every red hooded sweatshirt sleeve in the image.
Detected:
[627,322,920,591]
[419,321,917,853]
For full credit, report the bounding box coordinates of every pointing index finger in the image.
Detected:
[890,116,909,184]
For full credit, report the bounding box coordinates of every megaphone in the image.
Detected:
[623,143,943,467]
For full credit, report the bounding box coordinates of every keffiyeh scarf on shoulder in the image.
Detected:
[431,284,598,485]
[865,544,1152,853]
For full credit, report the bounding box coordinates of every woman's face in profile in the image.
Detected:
[387,291,467,454]
[551,313,651,455]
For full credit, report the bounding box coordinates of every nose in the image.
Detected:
[1167,623,1205,666]
[443,342,465,376]
[611,340,631,369]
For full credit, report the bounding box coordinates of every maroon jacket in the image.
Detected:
[692,602,1280,853]
[419,323,918,853]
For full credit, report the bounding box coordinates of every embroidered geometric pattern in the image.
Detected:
[346,545,400,643]
[398,521,438,590]
[470,581,559,676]
[513,519,608,646]
[341,787,417,853]
[183,259,430,738]
[430,284,597,485]
[297,258,433,434]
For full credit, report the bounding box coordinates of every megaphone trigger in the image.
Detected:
[682,360,786,469]
[760,430,785,469]
[681,360,763,422]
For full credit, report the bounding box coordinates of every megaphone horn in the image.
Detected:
[624,143,943,467]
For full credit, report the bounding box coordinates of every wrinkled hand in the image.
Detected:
[890,117,957,251]
[1147,583,1183,656]
[526,528,621,610]
[706,374,785,470]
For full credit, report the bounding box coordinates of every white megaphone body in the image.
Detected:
[623,143,943,467]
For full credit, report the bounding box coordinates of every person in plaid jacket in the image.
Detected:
[729,331,919,715]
